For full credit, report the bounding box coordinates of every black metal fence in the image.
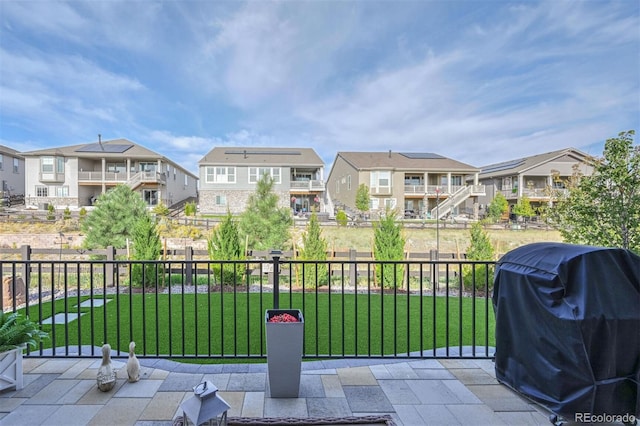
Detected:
[1,256,496,360]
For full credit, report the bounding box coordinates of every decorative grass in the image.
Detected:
[23,292,495,359]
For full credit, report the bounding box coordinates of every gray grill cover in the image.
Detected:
[492,242,640,418]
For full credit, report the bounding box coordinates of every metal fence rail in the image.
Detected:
[0,257,496,360]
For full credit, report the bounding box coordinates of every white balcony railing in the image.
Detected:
[290,180,325,191]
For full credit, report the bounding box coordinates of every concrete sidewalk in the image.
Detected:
[0,357,552,425]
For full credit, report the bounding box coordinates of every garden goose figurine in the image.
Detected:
[97,343,117,391]
[126,341,140,382]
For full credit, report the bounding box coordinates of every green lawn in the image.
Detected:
[24,292,495,359]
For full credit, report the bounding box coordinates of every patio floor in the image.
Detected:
[0,356,559,425]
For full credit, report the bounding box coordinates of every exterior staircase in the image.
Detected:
[430,185,485,219]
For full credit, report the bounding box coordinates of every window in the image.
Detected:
[384,198,397,208]
[215,195,227,206]
[0,154,3,170]
[107,162,126,173]
[451,175,462,186]
[140,162,156,173]
[370,171,391,190]
[249,167,281,184]
[56,157,64,173]
[55,186,69,197]
[36,186,48,197]
[347,175,351,190]
[143,189,158,205]
[206,167,236,183]
[335,180,339,194]
[13,158,19,173]
[184,175,188,186]
[41,157,54,173]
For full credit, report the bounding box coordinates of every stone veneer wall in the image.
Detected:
[199,189,291,215]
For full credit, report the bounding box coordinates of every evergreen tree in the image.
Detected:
[208,211,243,285]
[486,192,508,222]
[131,213,163,287]
[239,174,292,251]
[550,130,639,253]
[463,222,495,292]
[299,212,328,287]
[81,185,148,249]
[373,208,405,288]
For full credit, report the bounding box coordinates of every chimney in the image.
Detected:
[388,150,391,158]
[98,134,104,151]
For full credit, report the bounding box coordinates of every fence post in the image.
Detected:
[185,246,193,286]
[270,250,282,309]
[349,248,357,287]
[20,245,31,286]
[430,249,439,292]
[106,246,115,287]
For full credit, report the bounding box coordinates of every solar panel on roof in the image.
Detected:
[224,150,301,155]
[399,153,445,159]
[481,159,525,174]
[75,143,133,153]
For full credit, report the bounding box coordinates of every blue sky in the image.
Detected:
[1,0,638,175]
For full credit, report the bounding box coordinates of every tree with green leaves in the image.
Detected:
[298,211,328,287]
[336,209,348,227]
[208,211,243,285]
[463,222,495,292]
[81,185,148,249]
[373,208,405,288]
[239,174,292,251]
[131,213,163,287]
[355,184,370,215]
[549,130,639,253]
[512,195,536,223]
[486,192,509,222]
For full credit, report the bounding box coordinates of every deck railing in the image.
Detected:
[1,257,496,360]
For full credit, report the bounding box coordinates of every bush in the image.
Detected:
[374,208,405,288]
[336,210,348,227]
[63,206,71,220]
[47,204,55,220]
[298,212,328,287]
[462,222,495,292]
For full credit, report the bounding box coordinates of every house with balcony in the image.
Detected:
[198,147,325,215]
[21,138,198,209]
[326,151,484,219]
[0,145,25,204]
[473,147,594,214]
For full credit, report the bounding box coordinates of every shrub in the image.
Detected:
[462,222,495,293]
[47,204,55,220]
[298,212,328,287]
[185,201,197,217]
[208,211,243,285]
[336,210,348,227]
[130,213,163,287]
[373,208,405,288]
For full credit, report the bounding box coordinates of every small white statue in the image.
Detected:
[97,343,117,392]
[126,341,140,383]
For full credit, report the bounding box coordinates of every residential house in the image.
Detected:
[326,151,484,219]
[21,138,198,209]
[472,147,594,215]
[0,145,25,202]
[198,147,325,215]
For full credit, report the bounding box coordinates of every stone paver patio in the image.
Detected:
[0,357,561,425]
